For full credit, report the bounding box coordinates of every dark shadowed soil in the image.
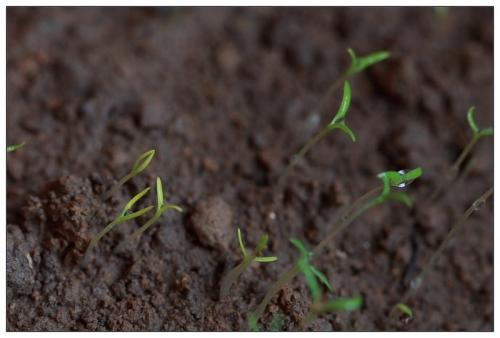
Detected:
[6,7,493,331]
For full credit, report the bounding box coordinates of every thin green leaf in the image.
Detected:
[478,127,493,138]
[7,142,25,152]
[120,206,154,221]
[298,258,321,302]
[311,266,333,292]
[161,204,183,213]
[377,167,423,189]
[330,81,352,125]
[333,122,357,142]
[131,149,155,176]
[322,296,363,312]
[156,177,164,210]
[122,187,151,215]
[396,303,413,317]
[254,234,269,256]
[237,228,248,257]
[290,238,310,258]
[467,106,479,134]
[346,48,390,76]
[254,256,278,263]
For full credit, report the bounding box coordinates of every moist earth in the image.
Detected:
[7,7,493,331]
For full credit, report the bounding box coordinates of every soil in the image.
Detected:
[6,7,493,331]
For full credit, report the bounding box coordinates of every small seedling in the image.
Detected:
[252,167,422,323]
[394,186,493,314]
[284,81,355,177]
[7,142,25,152]
[106,149,155,198]
[86,187,153,255]
[291,238,362,330]
[430,106,492,201]
[220,228,278,298]
[130,177,183,240]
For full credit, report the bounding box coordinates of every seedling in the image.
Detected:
[251,167,422,323]
[106,149,155,199]
[430,106,492,201]
[130,177,183,240]
[393,186,493,315]
[7,142,25,152]
[284,81,355,177]
[220,228,278,298]
[290,238,362,330]
[86,187,153,256]
[313,48,390,117]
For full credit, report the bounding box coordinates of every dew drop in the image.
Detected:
[396,169,414,188]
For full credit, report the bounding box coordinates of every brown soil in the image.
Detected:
[7,7,493,331]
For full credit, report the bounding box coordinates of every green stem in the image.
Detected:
[393,186,493,315]
[105,173,133,200]
[282,126,331,181]
[130,214,159,240]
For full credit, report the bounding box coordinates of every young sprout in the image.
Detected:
[7,142,25,152]
[220,228,278,299]
[430,106,492,201]
[291,238,362,330]
[248,313,260,332]
[284,81,355,178]
[251,167,423,324]
[313,48,390,117]
[86,187,153,256]
[106,149,155,199]
[393,186,493,316]
[130,177,183,240]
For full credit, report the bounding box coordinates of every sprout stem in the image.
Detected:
[282,126,330,180]
[392,186,493,315]
[219,256,254,299]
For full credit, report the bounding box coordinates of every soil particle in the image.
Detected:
[189,196,234,251]
[7,226,35,296]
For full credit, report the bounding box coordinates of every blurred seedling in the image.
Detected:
[393,185,493,316]
[314,48,390,117]
[106,149,155,199]
[7,142,25,152]
[130,177,183,240]
[284,81,355,178]
[220,228,278,298]
[85,187,153,257]
[251,167,422,323]
[430,107,492,201]
[396,303,413,319]
[289,238,362,330]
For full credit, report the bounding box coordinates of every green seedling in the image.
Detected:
[396,303,413,318]
[248,313,260,332]
[86,187,153,255]
[7,142,25,152]
[220,228,278,298]
[430,107,492,201]
[251,167,422,324]
[130,177,183,240]
[106,149,155,198]
[313,48,390,118]
[393,186,493,316]
[291,238,361,330]
[284,81,355,177]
